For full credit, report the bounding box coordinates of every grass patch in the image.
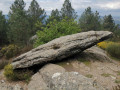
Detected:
[4,64,33,83]
[0,60,9,70]
[115,80,120,84]
[101,73,111,77]
[117,71,120,75]
[86,74,93,78]
[78,58,91,66]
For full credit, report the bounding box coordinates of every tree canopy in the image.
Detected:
[0,11,8,45]
[61,0,77,19]
[79,7,101,31]
[7,0,30,45]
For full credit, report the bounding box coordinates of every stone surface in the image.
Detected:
[81,46,112,62]
[27,64,106,90]
[12,31,113,69]
[0,82,24,90]
[28,64,65,90]
[29,35,38,44]
[27,73,48,90]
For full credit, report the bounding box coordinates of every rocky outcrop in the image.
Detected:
[28,64,105,90]
[80,46,112,62]
[29,35,38,44]
[28,64,66,90]
[11,31,113,69]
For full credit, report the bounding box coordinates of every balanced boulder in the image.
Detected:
[11,31,112,69]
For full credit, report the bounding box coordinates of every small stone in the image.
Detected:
[110,76,116,80]
[1,80,5,83]
[67,63,69,65]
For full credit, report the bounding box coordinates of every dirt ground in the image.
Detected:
[57,58,120,90]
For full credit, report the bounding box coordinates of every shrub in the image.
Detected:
[4,64,33,82]
[4,64,14,80]
[0,44,20,59]
[5,44,20,59]
[106,43,120,59]
[34,18,81,47]
[0,46,7,57]
[97,41,114,50]
[0,60,9,70]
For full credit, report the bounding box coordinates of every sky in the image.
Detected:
[0,0,120,17]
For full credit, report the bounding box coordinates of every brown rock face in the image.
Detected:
[11,31,113,69]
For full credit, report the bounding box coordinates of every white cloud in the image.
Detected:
[0,0,120,16]
[97,1,120,9]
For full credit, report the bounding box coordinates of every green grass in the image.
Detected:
[101,73,111,77]
[115,79,120,83]
[78,58,91,66]
[117,71,120,75]
[85,74,93,78]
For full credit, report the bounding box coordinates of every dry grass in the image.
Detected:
[0,60,9,70]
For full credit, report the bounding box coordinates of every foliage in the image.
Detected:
[34,18,81,47]
[97,41,114,50]
[115,80,120,84]
[7,0,30,45]
[98,41,120,59]
[0,46,7,57]
[79,7,101,31]
[61,0,77,19]
[78,58,91,66]
[113,25,120,41]
[4,64,33,82]
[86,74,93,78]
[28,0,46,35]
[0,44,20,59]
[4,64,14,80]
[103,14,115,32]
[0,11,8,45]
[46,9,61,24]
[101,73,111,77]
[0,60,9,70]
[106,42,120,59]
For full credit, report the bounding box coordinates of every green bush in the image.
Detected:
[106,43,120,59]
[34,18,81,47]
[4,64,14,80]
[0,44,20,59]
[4,64,33,82]
[0,46,7,57]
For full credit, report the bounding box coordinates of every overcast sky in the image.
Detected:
[0,0,120,17]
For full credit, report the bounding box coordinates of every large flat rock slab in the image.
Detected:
[11,31,112,69]
[28,64,106,90]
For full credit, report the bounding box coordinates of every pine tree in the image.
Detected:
[61,0,77,19]
[8,0,30,45]
[103,14,115,32]
[79,7,101,31]
[28,0,46,35]
[0,11,8,45]
[46,9,61,24]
